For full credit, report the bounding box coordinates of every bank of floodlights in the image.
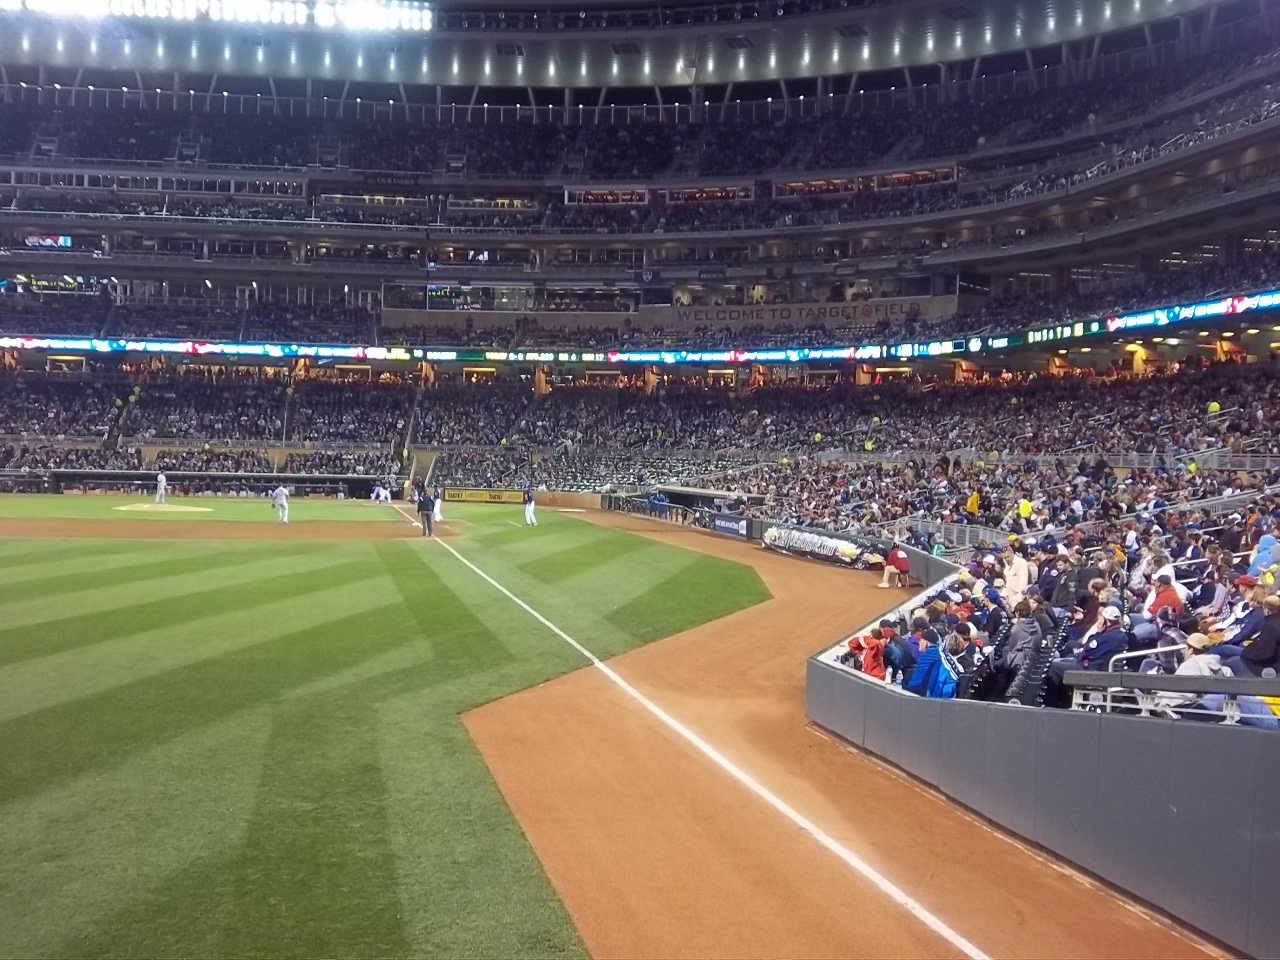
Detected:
[0,0,433,30]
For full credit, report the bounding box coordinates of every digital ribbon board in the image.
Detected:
[2,288,1277,366]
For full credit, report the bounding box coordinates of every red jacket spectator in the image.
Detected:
[849,629,888,681]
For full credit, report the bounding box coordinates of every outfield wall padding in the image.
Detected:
[805,658,1280,958]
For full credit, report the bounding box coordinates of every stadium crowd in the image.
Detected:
[0,372,122,438]
[0,443,142,470]
[125,372,286,441]
[840,491,1280,720]
[281,450,401,476]
[152,448,274,473]
[286,379,415,444]
[1,38,1274,183]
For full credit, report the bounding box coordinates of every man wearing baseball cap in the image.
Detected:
[1047,605,1129,706]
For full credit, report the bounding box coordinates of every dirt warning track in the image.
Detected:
[465,512,1220,960]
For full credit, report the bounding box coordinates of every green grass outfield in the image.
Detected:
[0,492,402,522]
[0,498,770,959]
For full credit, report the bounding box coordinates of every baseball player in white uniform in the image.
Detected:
[523,487,537,527]
[432,485,444,523]
[271,484,290,524]
[154,472,167,504]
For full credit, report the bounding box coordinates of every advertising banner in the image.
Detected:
[712,514,749,538]
[443,488,524,504]
[760,523,886,568]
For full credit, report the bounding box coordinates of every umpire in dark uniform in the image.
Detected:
[417,486,435,537]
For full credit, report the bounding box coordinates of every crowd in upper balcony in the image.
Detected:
[0,40,1275,196]
[2,66,1276,263]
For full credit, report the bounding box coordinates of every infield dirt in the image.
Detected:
[465,512,1220,960]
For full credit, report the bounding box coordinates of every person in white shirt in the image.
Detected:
[271,484,290,524]
[155,472,167,505]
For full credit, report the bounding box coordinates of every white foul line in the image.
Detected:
[390,503,990,960]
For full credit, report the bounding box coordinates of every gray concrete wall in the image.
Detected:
[806,659,1280,958]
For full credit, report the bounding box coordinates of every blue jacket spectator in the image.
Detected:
[1078,613,1129,670]
[905,642,962,698]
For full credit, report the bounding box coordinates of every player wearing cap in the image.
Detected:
[271,484,290,524]
[523,486,537,527]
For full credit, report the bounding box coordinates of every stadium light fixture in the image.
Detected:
[5,0,433,31]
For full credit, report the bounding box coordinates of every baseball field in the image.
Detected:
[0,494,1222,959]
[0,494,769,958]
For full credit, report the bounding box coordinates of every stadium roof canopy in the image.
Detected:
[0,0,1238,90]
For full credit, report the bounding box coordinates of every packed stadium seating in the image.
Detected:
[2,42,1276,186]
[4,355,1278,510]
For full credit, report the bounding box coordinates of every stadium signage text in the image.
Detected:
[443,488,524,504]
[673,298,932,326]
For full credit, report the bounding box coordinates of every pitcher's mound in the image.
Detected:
[114,504,214,513]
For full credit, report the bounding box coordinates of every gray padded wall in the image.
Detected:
[806,659,1278,958]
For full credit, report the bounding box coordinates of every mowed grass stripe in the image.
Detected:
[79,699,415,959]
[605,553,772,643]
[0,544,349,632]
[469,524,578,549]
[377,541,516,671]
[3,543,298,601]
[440,520,769,660]
[1,706,277,960]
[0,567,396,727]
[0,598,407,806]
[0,540,273,588]
[50,589,522,958]
[0,539,161,571]
[518,532,654,584]
[0,556,378,670]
